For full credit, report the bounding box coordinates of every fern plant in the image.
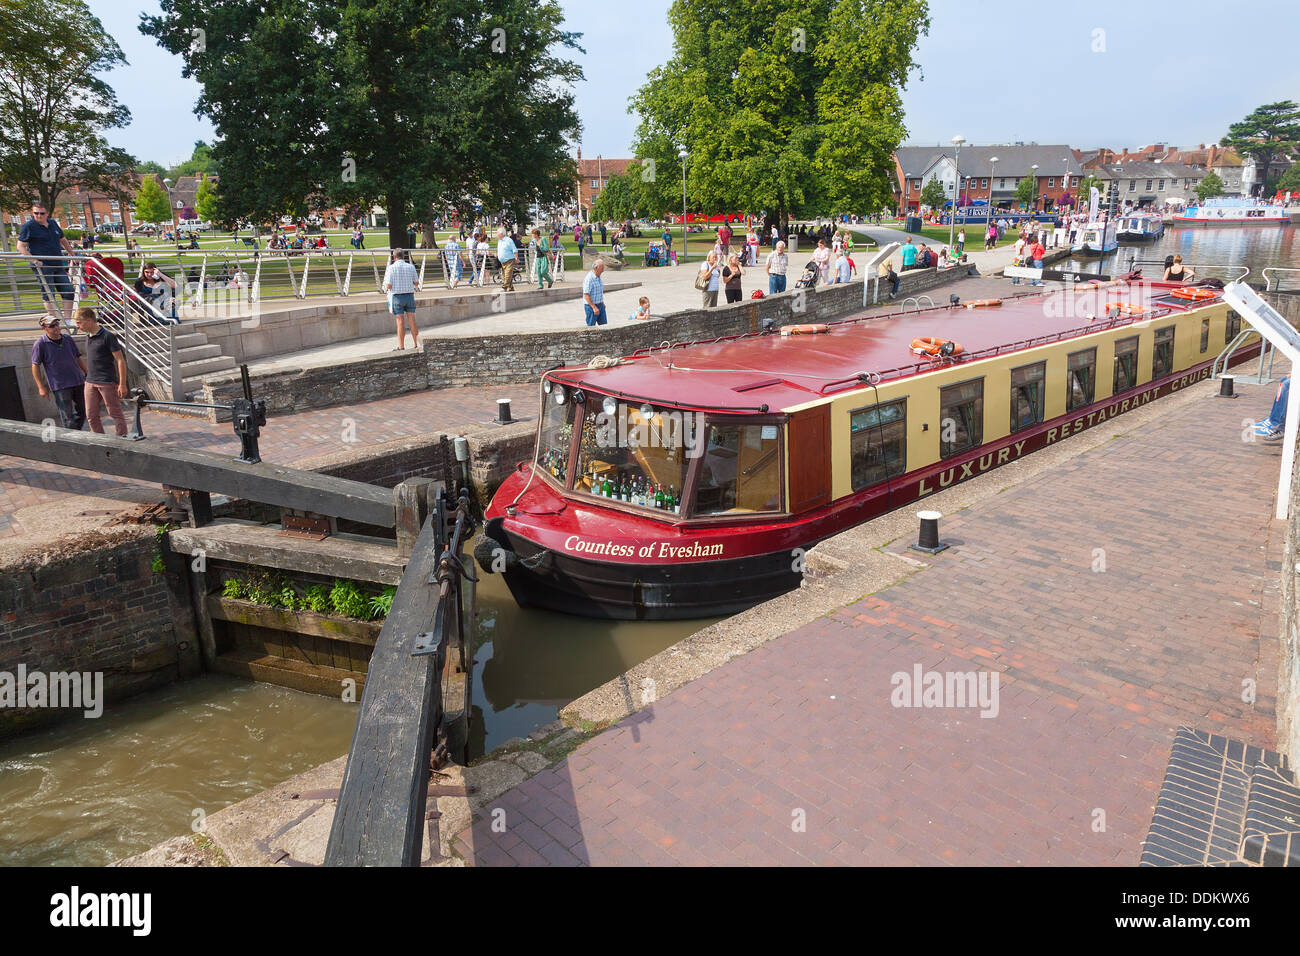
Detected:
[330,579,370,619]
[303,584,332,614]
[222,577,246,599]
[368,586,397,619]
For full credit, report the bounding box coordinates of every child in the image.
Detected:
[630,295,651,320]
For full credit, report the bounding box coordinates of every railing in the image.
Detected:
[1,243,576,318]
[1,252,184,401]
[1263,267,1300,293]
[1124,256,1251,284]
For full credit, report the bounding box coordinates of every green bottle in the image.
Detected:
[601,475,612,497]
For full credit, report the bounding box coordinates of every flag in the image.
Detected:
[1088,186,1100,223]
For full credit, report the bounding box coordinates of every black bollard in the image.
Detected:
[496,398,513,424]
[1217,375,1237,399]
[126,389,147,441]
[910,509,949,555]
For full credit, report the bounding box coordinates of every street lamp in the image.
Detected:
[1030,164,1039,213]
[986,156,999,241]
[947,135,965,257]
[678,148,688,262]
[162,177,177,235]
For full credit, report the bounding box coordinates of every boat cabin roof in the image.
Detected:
[551,281,1210,414]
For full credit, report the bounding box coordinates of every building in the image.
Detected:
[894,144,1083,214]
[575,148,633,222]
[1089,161,1206,207]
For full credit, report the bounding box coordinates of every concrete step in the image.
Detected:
[178,355,238,378]
[176,343,223,363]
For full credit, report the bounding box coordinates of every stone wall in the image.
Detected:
[0,529,202,738]
[199,265,969,419]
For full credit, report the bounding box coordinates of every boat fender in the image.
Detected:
[963,298,1002,309]
[780,324,830,335]
[1110,303,1148,316]
[910,336,964,357]
[474,536,518,574]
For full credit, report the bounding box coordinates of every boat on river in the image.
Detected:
[1117,212,1165,243]
[1071,219,1118,256]
[1174,197,1289,226]
[478,281,1253,619]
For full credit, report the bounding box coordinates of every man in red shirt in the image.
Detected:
[1029,239,1046,286]
[718,222,732,258]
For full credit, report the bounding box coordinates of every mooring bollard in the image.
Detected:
[496,398,514,423]
[1217,375,1237,399]
[911,509,949,555]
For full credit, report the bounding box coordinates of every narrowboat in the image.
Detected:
[477,281,1254,619]
[1173,197,1289,226]
[1071,219,1118,256]
[1117,212,1165,243]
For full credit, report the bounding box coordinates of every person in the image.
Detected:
[575,222,586,260]
[495,226,517,291]
[661,225,674,259]
[770,223,780,250]
[630,295,652,320]
[443,234,463,288]
[956,227,965,257]
[133,262,179,322]
[599,221,607,245]
[697,251,723,307]
[17,203,77,324]
[1011,234,1027,285]
[812,239,831,284]
[351,224,365,249]
[1029,238,1046,286]
[530,228,553,290]
[834,249,853,284]
[582,258,607,326]
[718,221,732,258]
[31,314,87,430]
[765,240,789,294]
[794,259,819,289]
[900,237,918,272]
[382,249,421,349]
[984,222,996,251]
[745,226,759,265]
[230,265,249,290]
[1255,375,1289,441]
[918,244,931,268]
[73,307,129,437]
[885,261,900,297]
[1163,254,1195,282]
[722,253,744,303]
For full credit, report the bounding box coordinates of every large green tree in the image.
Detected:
[0,0,136,213]
[1223,101,1300,198]
[629,0,929,237]
[194,176,219,222]
[141,0,583,248]
[919,177,946,210]
[1014,175,1036,207]
[1194,171,1225,202]
[133,175,171,224]
[589,168,641,222]
[170,141,216,180]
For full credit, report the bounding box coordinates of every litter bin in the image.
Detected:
[905,215,923,234]
[788,235,798,254]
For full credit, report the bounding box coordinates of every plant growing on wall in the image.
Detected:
[330,579,370,620]
[221,577,245,599]
[368,586,397,620]
[303,584,332,614]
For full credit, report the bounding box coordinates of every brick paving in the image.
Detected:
[453,380,1282,865]
[0,383,533,541]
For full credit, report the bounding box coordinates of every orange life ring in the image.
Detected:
[963,298,1002,309]
[1111,303,1148,315]
[780,323,830,335]
[1170,286,1219,301]
[910,336,965,357]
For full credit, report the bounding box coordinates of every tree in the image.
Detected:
[1194,171,1224,202]
[1014,176,1036,207]
[590,169,640,222]
[142,0,583,249]
[133,176,171,225]
[136,160,167,176]
[919,178,946,211]
[629,0,929,237]
[1076,175,1102,209]
[1223,101,1300,197]
[1276,163,1300,195]
[0,0,136,214]
[194,176,219,223]
[169,141,216,180]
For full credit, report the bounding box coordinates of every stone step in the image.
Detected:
[1240,763,1300,866]
[178,355,238,378]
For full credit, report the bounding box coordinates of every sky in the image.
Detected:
[89,0,1300,166]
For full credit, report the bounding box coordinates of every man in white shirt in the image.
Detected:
[443,235,462,289]
[382,249,421,349]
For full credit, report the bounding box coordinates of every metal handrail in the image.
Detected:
[1262,267,1300,292]
[1125,256,1250,284]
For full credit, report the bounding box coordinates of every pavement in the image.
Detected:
[450,369,1283,865]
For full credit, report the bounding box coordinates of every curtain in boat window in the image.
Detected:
[1068,348,1096,411]
[939,379,983,459]
[1010,362,1046,432]
[851,400,907,490]
[1152,327,1175,379]
[1113,337,1139,394]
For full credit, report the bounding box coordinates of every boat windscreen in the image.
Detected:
[536,392,576,481]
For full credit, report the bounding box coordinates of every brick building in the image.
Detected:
[894,144,1083,214]
[575,148,633,222]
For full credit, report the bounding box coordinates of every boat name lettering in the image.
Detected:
[562,535,637,558]
[561,535,725,560]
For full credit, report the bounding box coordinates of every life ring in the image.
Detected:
[780,324,830,335]
[1170,287,1219,301]
[910,336,964,357]
[1110,303,1148,316]
[963,298,1002,309]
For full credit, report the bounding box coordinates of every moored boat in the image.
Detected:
[478,282,1255,619]
[1117,212,1165,242]
[1071,219,1118,256]
[1174,197,1289,226]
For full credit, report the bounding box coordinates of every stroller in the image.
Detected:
[793,260,819,290]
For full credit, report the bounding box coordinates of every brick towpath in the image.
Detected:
[453,377,1282,865]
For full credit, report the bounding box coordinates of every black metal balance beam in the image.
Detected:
[0,419,395,528]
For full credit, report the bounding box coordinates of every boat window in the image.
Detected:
[850,400,907,491]
[1153,326,1175,379]
[574,399,695,512]
[939,378,983,459]
[1113,336,1139,393]
[1067,348,1096,411]
[1226,310,1241,344]
[1010,362,1046,432]
[694,422,783,516]
[536,388,577,485]
[1200,318,1210,353]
